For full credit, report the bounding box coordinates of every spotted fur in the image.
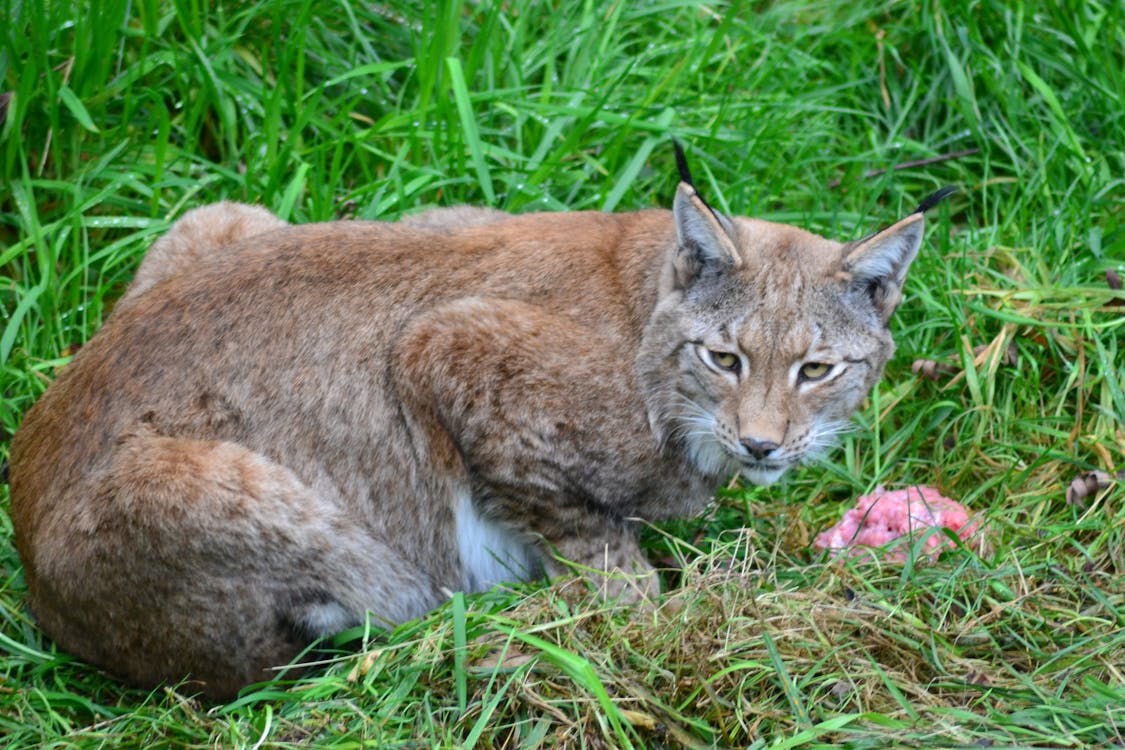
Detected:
[9,174,934,698]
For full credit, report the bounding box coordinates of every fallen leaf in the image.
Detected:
[1065,471,1112,507]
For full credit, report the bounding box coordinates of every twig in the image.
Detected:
[829,148,979,188]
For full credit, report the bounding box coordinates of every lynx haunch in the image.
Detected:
[10,153,949,698]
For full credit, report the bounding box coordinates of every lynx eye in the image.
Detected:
[712,351,739,370]
[701,348,741,374]
[799,362,833,382]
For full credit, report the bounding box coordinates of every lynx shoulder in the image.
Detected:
[9,153,947,698]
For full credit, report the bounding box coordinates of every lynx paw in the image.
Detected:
[548,538,661,605]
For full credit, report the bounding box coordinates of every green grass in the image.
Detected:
[2,0,1124,746]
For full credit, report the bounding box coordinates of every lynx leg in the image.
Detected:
[118,202,287,307]
[394,297,661,602]
[546,529,660,603]
[21,428,437,699]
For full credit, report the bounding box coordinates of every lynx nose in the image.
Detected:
[740,437,780,459]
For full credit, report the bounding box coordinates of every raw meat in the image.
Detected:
[815,485,979,562]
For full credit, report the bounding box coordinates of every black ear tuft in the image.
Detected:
[913,185,958,215]
[671,141,730,233]
[673,140,695,188]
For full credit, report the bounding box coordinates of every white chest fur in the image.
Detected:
[454,491,540,593]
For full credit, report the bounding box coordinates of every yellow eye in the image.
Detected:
[709,350,741,373]
[799,362,832,381]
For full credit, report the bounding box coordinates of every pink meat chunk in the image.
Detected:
[815,485,979,562]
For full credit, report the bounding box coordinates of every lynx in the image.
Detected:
[9,149,950,698]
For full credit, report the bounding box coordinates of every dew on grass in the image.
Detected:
[85,217,144,229]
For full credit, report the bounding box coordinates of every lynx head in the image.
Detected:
[638,149,951,485]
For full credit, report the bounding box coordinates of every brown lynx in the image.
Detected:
[9,151,947,698]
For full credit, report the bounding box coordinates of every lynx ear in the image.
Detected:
[843,186,955,322]
[671,181,740,289]
[842,213,924,323]
[669,141,740,289]
[672,183,740,288]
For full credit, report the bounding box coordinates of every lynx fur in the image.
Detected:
[10,159,940,698]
